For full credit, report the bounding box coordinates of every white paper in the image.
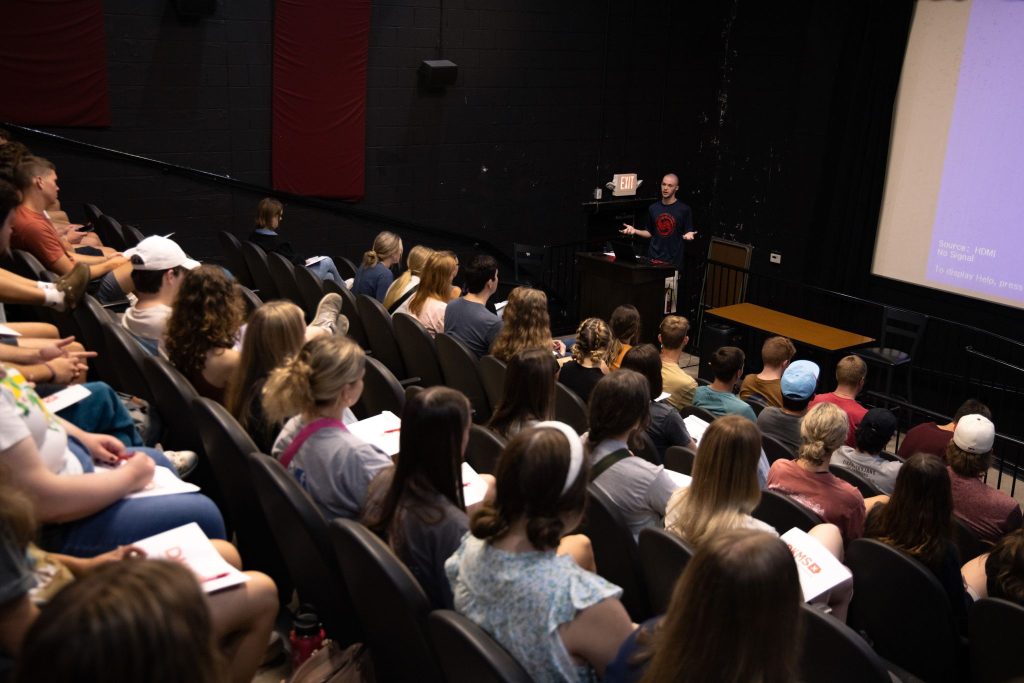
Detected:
[655,391,671,403]
[93,463,201,499]
[41,384,92,413]
[304,255,328,266]
[346,411,401,456]
[780,527,853,602]
[683,415,711,444]
[664,469,692,489]
[132,523,249,593]
[0,324,21,336]
[461,462,489,507]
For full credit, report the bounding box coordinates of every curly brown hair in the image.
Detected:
[165,265,245,380]
[489,286,551,363]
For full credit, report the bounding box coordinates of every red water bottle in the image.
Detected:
[289,611,325,671]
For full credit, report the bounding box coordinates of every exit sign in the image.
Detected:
[612,173,638,196]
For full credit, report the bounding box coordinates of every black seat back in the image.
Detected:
[478,355,506,409]
[247,452,360,645]
[190,398,290,593]
[554,383,588,434]
[73,296,118,384]
[218,231,252,288]
[266,251,304,310]
[426,610,532,683]
[969,598,1024,683]
[846,538,964,682]
[82,202,102,226]
[240,241,279,300]
[324,279,368,348]
[751,489,823,534]
[393,312,444,387]
[238,285,263,316]
[354,355,405,420]
[102,321,155,402]
[466,425,506,475]
[828,464,883,497]
[664,445,696,475]
[94,214,127,251]
[293,264,326,322]
[953,517,992,562]
[329,519,441,682]
[680,405,718,423]
[337,256,359,280]
[122,223,145,247]
[799,603,892,683]
[436,333,491,422]
[762,433,796,463]
[582,484,650,621]
[140,354,201,452]
[638,527,694,615]
[356,294,407,379]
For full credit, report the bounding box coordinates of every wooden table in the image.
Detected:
[705,303,874,352]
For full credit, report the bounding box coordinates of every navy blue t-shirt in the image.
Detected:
[644,200,693,268]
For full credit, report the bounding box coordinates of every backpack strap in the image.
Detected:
[279,417,346,469]
[589,447,632,482]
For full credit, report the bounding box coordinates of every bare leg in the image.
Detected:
[962,553,989,600]
[0,269,48,306]
[808,523,852,622]
[206,571,279,683]
[558,534,596,573]
[3,323,60,339]
[304,325,328,342]
[113,262,135,295]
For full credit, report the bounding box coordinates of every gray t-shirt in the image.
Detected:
[832,445,902,495]
[443,297,503,358]
[590,438,681,541]
[272,417,394,519]
[647,401,693,464]
[757,407,803,455]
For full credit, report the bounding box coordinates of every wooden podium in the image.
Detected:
[576,253,676,343]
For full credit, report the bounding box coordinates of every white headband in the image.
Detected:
[534,421,584,495]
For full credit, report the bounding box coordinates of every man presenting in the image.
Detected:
[620,173,697,267]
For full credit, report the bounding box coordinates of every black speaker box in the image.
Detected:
[418,60,458,89]
[698,322,743,382]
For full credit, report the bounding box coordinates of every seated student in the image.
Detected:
[832,407,903,494]
[263,336,392,519]
[446,423,634,681]
[395,250,458,337]
[983,529,1024,606]
[0,366,225,556]
[809,354,869,447]
[587,370,681,540]
[620,344,694,463]
[664,414,851,620]
[364,387,492,609]
[558,317,612,403]
[0,178,88,313]
[489,286,565,362]
[352,231,403,301]
[608,305,641,371]
[658,315,697,410]
[946,414,1023,543]
[757,359,819,455]
[605,530,802,683]
[487,348,558,440]
[898,398,991,460]
[16,560,276,683]
[692,346,757,422]
[224,301,308,454]
[739,335,795,407]
[864,453,974,634]
[10,158,133,303]
[383,244,433,311]
[164,266,244,404]
[443,254,502,358]
[247,197,343,283]
[121,235,199,353]
[767,402,871,542]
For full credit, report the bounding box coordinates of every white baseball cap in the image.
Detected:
[124,235,200,271]
[953,414,995,454]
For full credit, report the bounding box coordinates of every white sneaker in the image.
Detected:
[164,450,198,478]
[311,293,344,336]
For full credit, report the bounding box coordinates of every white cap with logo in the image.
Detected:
[123,235,200,271]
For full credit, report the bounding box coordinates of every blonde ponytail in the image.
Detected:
[797,403,848,466]
[262,354,317,424]
[262,336,365,423]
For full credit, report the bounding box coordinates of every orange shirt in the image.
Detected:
[10,205,73,270]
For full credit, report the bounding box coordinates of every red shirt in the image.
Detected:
[948,467,1023,543]
[897,422,952,459]
[9,205,73,270]
[767,458,865,541]
[809,392,868,447]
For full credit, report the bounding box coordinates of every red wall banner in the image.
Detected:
[0,0,111,127]
[272,0,370,199]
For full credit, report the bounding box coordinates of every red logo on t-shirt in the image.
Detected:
[655,213,676,237]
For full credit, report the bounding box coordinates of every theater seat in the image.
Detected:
[582,484,651,621]
[751,490,823,535]
[638,527,694,615]
[427,610,532,683]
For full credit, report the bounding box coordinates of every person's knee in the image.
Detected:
[245,572,279,614]
[808,523,844,560]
